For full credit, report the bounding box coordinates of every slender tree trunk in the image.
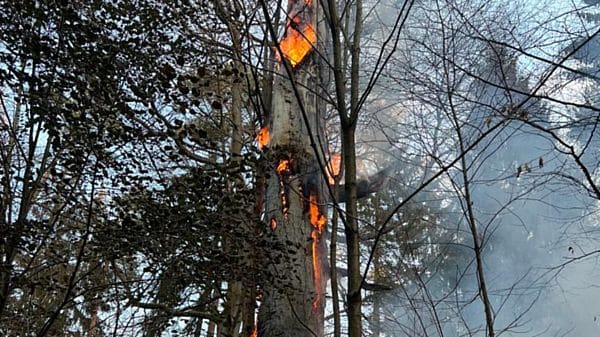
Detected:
[458,141,495,337]
[325,0,363,332]
[207,316,217,337]
[443,39,495,336]
[329,188,341,337]
[371,196,382,337]
[210,4,261,334]
[87,305,98,337]
[342,127,361,337]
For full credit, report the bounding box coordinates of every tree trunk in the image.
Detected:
[342,127,362,337]
[258,59,326,337]
[257,0,327,332]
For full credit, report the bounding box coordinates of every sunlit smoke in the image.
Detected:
[326,153,342,185]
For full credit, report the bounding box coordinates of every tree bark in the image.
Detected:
[258,67,326,337]
[257,1,327,335]
[342,127,361,337]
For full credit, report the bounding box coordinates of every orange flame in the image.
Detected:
[275,1,316,67]
[256,127,270,150]
[326,153,342,185]
[309,194,326,231]
[250,318,259,337]
[309,193,326,310]
[276,159,291,175]
[311,228,321,310]
[270,217,278,231]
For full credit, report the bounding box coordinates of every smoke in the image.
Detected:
[352,1,600,336]
[370,86,600,337]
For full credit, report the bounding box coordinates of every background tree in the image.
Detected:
[1,0,265,336]
[2,1,600,337]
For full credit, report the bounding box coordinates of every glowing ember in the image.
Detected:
[326,153,342,185]
[275,1,316,67]
[256,127,270,150]
[276,159,291,175]
[276,160,291,220]
[309,193,326,310]
[280,184,289,221]
[270,217,278,231]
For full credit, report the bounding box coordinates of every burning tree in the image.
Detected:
[257,0,329,336]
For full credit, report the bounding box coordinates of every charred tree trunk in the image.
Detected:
[257,1,327,336]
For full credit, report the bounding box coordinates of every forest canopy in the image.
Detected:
[1,0,599,337]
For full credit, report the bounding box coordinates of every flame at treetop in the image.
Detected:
[309,193,326,310]
[326,153,342,184]
[256,127,270,150]
[275,0,316,68]
[270,217,278,231]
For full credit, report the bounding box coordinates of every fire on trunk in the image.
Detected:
[276,159,291,175]
[309,192,326,310]
[270,217,278,231]
[258,0,326,334]
[275,0,316,68]
[256,127,270,150]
